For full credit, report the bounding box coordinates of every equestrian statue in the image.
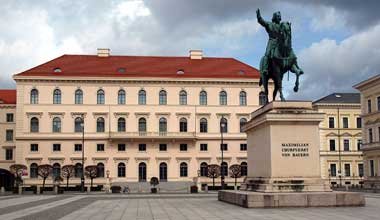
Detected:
[257,9,303,104]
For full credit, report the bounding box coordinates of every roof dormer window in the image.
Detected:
[53,68,62,73]
[177,69,184,75]
[238,70,245,75]
[117,68,126,73]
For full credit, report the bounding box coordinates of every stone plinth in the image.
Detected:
[218,101,364,207]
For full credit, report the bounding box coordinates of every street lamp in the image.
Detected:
[80,117,85,193]
[220,115,226,190]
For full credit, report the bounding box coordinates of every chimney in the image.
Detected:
[97,48,110,57]
[189,50,203,60]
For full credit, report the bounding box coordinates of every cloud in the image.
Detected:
[287,23,380,100]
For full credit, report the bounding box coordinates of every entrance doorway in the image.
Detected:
[159,163,167,181]
[0,169,14,191]
[138,162,147,182]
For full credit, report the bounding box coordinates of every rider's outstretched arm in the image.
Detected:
[256,9,268,28]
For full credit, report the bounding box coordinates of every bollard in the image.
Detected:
[0,187,5,195]
[18,186,22,195]
[54,186,58,194]
[205,185,208,193]
[36,186,40,194]
[87,186,91,193]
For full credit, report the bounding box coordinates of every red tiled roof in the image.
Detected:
[0,90,16,104]
[14,55,259,79]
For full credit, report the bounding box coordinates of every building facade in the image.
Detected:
[313,93,363,186]
[354,74,380,188]
[10,49,268,191]
[0,90,16,190]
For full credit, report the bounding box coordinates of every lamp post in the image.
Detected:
[220,115,226,190]
[80,117,85,193]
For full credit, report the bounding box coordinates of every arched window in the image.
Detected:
[75,163,82,178]
[118,89,126,105]
[30,117,39,133]
[97,163,105,178]
[118,163,126,177]
[138,118,147,134]
[179,118,187,132]
[180,162,188,177]
[74,117,83,133]
[30,89,39,104]
[97,89,105,104]
[221,162,228,177]
[118,118,126,132]
[52,117,61,133]
[220,117,228,133]
[199,91,207,105]
[159,162,167,181]
[138,162,147,182]
[138,90,146,105]
[179,90,187,105]
[75,89,83,104]
[159,117,167,134]
[240,118,247,133]
[97,117,105,132]
[259,91,266,106]
[30,163,38,178]
[200,162,208,177]
[241,162,248,176]
[200,118,208,133]
[159,90,167,105]
[53,89,61,104]
[219,91,227,105]
[52,163,61,178]
[240,91,247,106]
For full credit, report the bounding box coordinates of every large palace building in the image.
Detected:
[2,49,268,191]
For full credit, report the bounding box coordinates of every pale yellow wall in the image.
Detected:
[14,77,265,186]
[313,104,363,185]
[0,104,16,170]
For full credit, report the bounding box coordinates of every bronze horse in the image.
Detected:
[259,22,303,103]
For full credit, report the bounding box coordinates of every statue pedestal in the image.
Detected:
[219,101,364,207]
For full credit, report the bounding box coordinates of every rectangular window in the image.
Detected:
[330,164,337,177]
[358,164,364,177]
[139,144,146,152]
[220,143,228,151]
[240,143,247,151]
[97,144,105,152]
[356,117,362,128]
[369,128,373,143]
[30,144,38,152]
[378,96,380,111]
[342,117,349,128]
[74,144,82,152]
[6,113,14,122]
[343,139,350,151]
[344,164,351,177]
[329,139,336,151]
[200,144,208,151]
[368,99,372,113]
[357,139,362,151]
[180,144,187,151]
[370,160,375,177]
[118,144,126,151]
[5,149,13,160]
[328,117,335,128]
[159,144,167,151]
[53,144,61,152]
[6,130,13,141]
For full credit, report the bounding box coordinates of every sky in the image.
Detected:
[0,0,379,100]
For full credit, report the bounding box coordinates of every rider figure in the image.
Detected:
[256,9,282,85]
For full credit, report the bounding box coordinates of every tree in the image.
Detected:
[61,165,75,189]
[229,164,242,188]
[85,165,98,189]
[38,164,52,191]
[207,164,220,188]
[150,177,159,193]
[9,164,27,189]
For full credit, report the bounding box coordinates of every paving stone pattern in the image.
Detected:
[0,193,379,220]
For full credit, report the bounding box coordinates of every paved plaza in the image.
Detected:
[0,193,379,220]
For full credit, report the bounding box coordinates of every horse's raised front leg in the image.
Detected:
[290,63,303,93]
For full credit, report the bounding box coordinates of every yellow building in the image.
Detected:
[6,49,270,192]
[313,93,363,186]
[354,74,380,188]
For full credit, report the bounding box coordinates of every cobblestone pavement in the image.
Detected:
[0,193,379,220]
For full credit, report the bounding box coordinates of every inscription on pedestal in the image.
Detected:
[281,143,309,157]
